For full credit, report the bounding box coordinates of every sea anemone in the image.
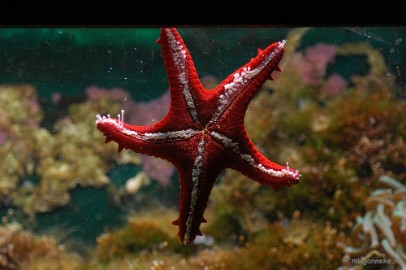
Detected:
[338,175,406,269]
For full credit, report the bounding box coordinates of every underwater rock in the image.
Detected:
[124,171,151,194]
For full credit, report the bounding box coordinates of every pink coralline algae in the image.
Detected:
[302,43,337,84]
[320,73,347,97]
[85,86,135,113]
[140,155,174,186]
[129,91,170,126]
[0,111,7,145]
[86,86,130,102]
[0,132,7,146]
[291,43,344,86]
[128,91,175,186]
[0,85,43,146]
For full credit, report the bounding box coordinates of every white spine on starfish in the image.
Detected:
[96,113,198,141]
[209,41,285,125]
[166,29,200,125]
[210,131,299,179]
[184,136,205,245]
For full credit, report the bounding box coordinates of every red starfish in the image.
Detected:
[96,28,301,245]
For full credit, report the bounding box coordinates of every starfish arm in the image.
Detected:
[232,152,300,190]
[171,137,225,245]
[209,40,285,126]
[157,28,204,126]
[95,114,199,159]
[210,131,300,189]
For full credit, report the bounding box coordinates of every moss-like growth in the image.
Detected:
[0,224,83,270]
[95,208,186,262]
[0,85,141,218]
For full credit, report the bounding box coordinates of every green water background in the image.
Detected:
[1,27,405,245]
